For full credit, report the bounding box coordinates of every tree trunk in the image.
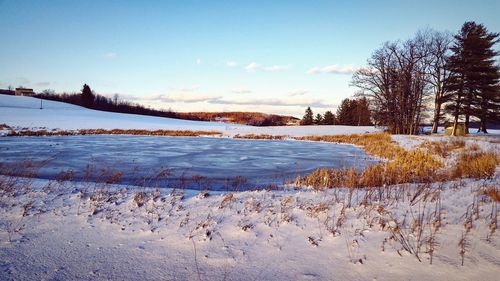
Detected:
[431,101,441,134]
[464,113,470,134]
[452,114,459,136]
[479,119,488,133]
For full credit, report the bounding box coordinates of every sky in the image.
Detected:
[0,0,499,117]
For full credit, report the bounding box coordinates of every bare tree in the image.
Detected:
[113,93,120,105]
[352,33,433,134]
[425,31,452,133]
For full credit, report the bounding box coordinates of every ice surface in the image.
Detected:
[0,135,378,190]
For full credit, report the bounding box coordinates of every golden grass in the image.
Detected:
[294,133,444,189]
[419,139,466,158]
[234,134,285,140]
[452,152,499,179]
[295,133,500,189]
[9,129,222,137]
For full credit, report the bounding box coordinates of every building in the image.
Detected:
[15,87,35,96]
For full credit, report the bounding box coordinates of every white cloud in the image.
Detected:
[307,64,358,75]
[209,97,333,108]
[226,61,238,67]
[245,62,259,72]
[196,58,202,65]
[102,52,118,60]
[231,88,252,94]
[287,90,308,97]
[262,65,291,72]
[144,93,221,103]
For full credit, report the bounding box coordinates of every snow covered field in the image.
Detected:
[0,95,380,137]
[0,175,498,280]
[1,94,500,280]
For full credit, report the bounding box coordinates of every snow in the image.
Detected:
[0,94,238,132]
[0,95,381,137]
[0,176,499,280]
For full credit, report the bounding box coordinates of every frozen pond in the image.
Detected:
[0,135,378,190]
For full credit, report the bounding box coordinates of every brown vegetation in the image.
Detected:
[8,129,222,137]
[294,133,499,190]
[234,134,286,140]
[452,152,499,179]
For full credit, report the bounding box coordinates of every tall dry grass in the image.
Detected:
[452,152,499,179]
[294,133,443,189]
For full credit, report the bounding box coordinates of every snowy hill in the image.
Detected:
[0,94,237,132]
[0,95,381,136]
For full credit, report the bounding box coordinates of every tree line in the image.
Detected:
[300,97,372,126]
[351,21,499,135]
[33,84,295,126]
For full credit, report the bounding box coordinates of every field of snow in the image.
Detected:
[0,175,498,280]
[0,95,381,136]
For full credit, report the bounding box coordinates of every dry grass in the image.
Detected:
[419,139,466,158]
[452,152,499,179]
[234,134,285,140]
[484,188,500,202]
[294,133,443,189]
[8,129,222,137]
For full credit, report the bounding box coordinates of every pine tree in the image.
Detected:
[314,113,323,125]
[336,98,353,125]
[323,111,335,125]
[356,97,372,126]
[445,22,499,134]
[301,107,314,125]
[81,84,95,108]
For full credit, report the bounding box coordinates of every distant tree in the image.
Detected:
[323,110,335,125]
[336,98,354,125]
[113,93,120,105]
[301,107,314,125]
[81,84,95,108]
[335,97,372,126]
[42,89,55,95]
[356,97,372,125]
[314,113,323,125]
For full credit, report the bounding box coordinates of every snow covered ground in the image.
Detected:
[0,175,498,280]
[0,95,380,137]
[1,94,500,280]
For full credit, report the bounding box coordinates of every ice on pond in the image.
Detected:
[0,135,378,190]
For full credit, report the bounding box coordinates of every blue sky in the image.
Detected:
[1,0,499,116]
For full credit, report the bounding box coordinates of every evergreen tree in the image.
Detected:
[445,22,499,134]
[314,113,323,125]
[356,97,372,126]
[336,98,353,125]
[300,107,314,125]
[323,111,335,125]
[81,84,95,108]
